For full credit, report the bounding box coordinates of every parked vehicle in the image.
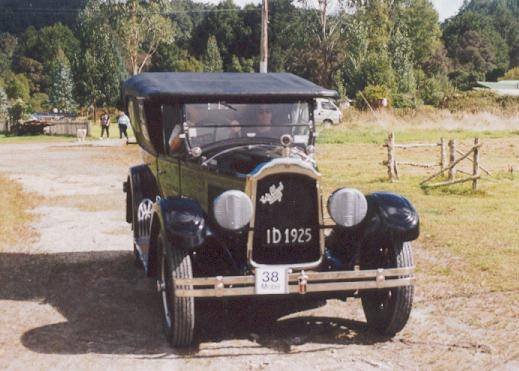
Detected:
[314,97,342,125]
[122,72,419,347]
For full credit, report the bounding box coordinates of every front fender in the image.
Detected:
[364,192,419,242]
[152,197,207,250]
[126,164,158,225]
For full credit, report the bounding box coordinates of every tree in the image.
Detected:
[48,51,77,112]
[203,35,223,72]
[400,0,442,69]
[75,0,127,109]
[191,0,258,70]
[13,57,44,93]
[292,0,346,87]
[150,42,203,72]
[109,0,176,75]
[0,87,8,121]
[443,10,509,79]
[29,92,49,112]
[5,73,30,101]
[0,0,86,34]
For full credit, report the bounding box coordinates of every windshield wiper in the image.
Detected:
[220,102,237,111]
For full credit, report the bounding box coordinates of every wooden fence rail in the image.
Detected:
[384,132,488,190]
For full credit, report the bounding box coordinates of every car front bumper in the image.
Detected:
[173,267,414,298]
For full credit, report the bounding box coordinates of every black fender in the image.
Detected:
[125,164,158,230]
[364,192,419,242]
[151,197,207,251]
[147,197,207,277]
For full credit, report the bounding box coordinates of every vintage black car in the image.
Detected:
[122,72,419,347]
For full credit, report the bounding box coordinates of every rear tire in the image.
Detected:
[361,241,414,336]
[157,232,195,347]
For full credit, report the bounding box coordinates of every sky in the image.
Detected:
[198,0,465,22]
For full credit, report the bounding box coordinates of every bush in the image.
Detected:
[392,93,421,109]
[355,85,390,110]
[441,90,519,113]
[28,93,49,112]
[448,70,484,91]
[499,67,519,81]
[419,78,444,106]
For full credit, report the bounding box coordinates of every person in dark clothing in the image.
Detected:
[100,112,110,138]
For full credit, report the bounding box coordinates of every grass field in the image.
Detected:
[317,124,519,293]
[0,175,38,252]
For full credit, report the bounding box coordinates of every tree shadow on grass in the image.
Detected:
[0,251,388,358]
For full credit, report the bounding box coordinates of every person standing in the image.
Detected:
[100,112,110,138]
[117,111,130,140]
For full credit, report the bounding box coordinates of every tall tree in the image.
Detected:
[443,10,509,79]
[203,35,224,72]
[0,87,8,121]
[291,0,346,87]
[48,50,77,112]
[109,0,176,75]
[76,0,126,109]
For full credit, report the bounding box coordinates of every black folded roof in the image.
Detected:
[122,72,338,101]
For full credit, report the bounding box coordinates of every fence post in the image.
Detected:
[440,137,447,175]
[387,131,398,181]
[472,137,480,191]
[448,139,456,181]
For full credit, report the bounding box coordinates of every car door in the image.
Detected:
[157,104,181,197]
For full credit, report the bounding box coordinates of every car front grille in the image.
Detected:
[252,173,320,265]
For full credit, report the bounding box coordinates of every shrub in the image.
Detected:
[354,84,390,110]
[392,93,421,110]
[499,67,519,81]
[441,90,519,114]
[419,78,444,106]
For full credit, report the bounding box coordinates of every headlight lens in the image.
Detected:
[213,190,253,230]
[328,188,367,227]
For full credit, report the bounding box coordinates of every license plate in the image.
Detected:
[255,267,288,295]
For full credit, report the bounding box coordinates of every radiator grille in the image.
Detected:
[252,174,320,265]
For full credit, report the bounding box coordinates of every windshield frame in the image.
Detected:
[181,100,315,154]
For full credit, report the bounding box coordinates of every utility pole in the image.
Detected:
[260,0,268,73]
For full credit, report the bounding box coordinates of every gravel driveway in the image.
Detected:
[0,140,516,370]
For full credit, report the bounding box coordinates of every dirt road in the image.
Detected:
[0,141,517,370]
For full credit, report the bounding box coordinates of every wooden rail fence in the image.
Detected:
[384,132,490,190]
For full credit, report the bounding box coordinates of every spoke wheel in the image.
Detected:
[361,241,414,336]
[157,232,195,347]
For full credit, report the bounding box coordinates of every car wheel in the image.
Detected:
[361,241,414,336]
[323,119,333,127]
[157,232,195,347]
[133,242,143,269]
[331,118,341,126]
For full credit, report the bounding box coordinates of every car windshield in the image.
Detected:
[184,102,311,149]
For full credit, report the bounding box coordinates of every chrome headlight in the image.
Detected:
[328,188,367,227]
[213,190,253,230]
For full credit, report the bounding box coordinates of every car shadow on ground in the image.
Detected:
[0,251,389,357]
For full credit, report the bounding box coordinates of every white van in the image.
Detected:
[314,98,342,125]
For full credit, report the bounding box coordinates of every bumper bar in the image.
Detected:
[174,267,414,298]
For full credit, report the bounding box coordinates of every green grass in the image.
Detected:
[317,136,519,293]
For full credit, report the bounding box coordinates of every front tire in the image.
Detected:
[361,241,414,336]
[157,232,195,347]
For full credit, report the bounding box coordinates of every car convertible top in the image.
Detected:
[122,72,338,102]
